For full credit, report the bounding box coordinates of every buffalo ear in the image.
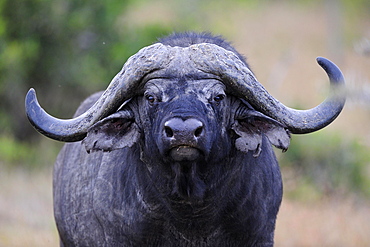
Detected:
[82,110,140,153]
[232,109,290,156]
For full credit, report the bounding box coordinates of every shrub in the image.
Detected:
[278,131,370,199]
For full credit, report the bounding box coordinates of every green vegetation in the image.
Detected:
[278,131,370,199]
[0,0,172,142]
[0,135,62,170]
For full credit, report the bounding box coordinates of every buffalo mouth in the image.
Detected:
[169,145,202,162]
[168,145,206,201]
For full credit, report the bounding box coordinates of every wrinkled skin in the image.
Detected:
[54,67,289,246]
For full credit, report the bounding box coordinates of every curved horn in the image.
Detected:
[190,43,345,134]
[25,43,173,142]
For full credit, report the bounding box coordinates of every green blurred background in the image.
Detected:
[0,0,369,246]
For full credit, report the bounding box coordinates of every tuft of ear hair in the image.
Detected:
[83,110,140,153]
[232,109,291,157]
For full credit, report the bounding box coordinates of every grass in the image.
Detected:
[276,198,370,246]
[0,169,58,247]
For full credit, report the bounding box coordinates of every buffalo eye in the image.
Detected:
[213,94,225,103]
[145,94,156,104]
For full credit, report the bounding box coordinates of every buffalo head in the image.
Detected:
[25,41,345,146]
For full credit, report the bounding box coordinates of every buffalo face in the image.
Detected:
[81,68,291,200]
[143,77,230,163]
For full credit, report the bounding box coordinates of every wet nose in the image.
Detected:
[163,118,204,142]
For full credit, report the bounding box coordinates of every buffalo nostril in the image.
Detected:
[164,118,204,141]
[164,126,174,138]
[194,126,203,138]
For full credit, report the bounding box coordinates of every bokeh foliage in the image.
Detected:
[0,0,171,141]
[278,132,370,199]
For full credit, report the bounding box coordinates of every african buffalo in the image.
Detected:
[25,32,345,246]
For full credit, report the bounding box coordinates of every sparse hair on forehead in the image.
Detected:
[157,32,249,67]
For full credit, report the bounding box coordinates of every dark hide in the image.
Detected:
[53,33,290,247]
[55,141,282,247]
